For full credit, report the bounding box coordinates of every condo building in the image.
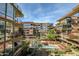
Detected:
[0,3,23,55]
[56,16,79,46]
[34,23,49,36]
[22,22,49,39]
[22,22,36,39]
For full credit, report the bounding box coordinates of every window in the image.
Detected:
[63,25,67,28]
[65,17,72,24]
[26,32,29,34]
[7,4,13,19]
[67,25,71,28]
[0,25,4,29]
[0,3,5,17]
[0,20,5,35]
[24,24,32,28]
[0,3,5,14]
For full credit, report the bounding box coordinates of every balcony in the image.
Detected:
[11,3,24,17]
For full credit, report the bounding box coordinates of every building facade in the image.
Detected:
[56,16,79,45]
[0,3,23,55]
[22,22,36,39]
[22,22,49,39]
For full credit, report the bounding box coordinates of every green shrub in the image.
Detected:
[47,29,58,40]
[47,34,56,40]
[22,41,30,49]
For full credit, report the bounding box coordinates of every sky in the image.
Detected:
[18,3,78,25]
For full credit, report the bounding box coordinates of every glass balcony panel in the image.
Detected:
[0,12,5,18]
[7,4,13,20]
[0,3,5,18]
[0,3,5,14]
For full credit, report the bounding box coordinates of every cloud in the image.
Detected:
[33,15,54,23]
[19,3,78,24]
[33,19,51,23]
[33,8,42,14]
[33,4,43,14]
[32,8,68,23]
[41,15,54,19]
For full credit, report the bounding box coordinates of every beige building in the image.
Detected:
[22,22,50,39]
[22,22,36,39]
[56,16,79,46]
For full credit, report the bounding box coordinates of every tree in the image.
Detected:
[47,29,58,40]
[47,33,58,40]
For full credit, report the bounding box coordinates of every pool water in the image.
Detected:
[41,45,57,49]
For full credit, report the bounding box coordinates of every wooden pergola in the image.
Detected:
[58,5,79,22]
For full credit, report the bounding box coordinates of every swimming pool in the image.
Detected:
[42,45,56,49]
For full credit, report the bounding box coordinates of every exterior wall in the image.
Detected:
[68,16,79,39]
[23,22,35,38]
[24,28,34,35]
[22,22,49,39]
[57,16,79,40]
[36,23,49,36]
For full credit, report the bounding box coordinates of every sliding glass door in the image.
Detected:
[0,20,5,55]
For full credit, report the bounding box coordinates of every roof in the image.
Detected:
[21,22,34,24]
